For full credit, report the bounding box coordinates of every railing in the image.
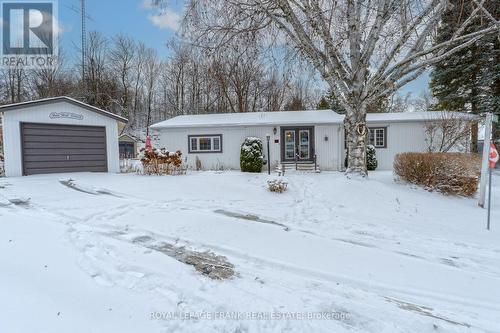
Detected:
[277,153,318,175]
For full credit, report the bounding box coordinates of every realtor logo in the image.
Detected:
[1,1,58,68]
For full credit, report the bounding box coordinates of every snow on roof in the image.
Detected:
[0,96,128,123]
[150,110,476,129]
[151,110,343,129]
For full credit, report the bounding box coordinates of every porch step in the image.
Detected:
[275,163,320,173]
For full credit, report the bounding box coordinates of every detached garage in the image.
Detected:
[0,96,127,177]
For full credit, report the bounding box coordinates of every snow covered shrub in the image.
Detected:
[267,179,288,193]
[366,145,378,171]
[393,152,481,196]
[140,148,185,175]
[240,137,264,173]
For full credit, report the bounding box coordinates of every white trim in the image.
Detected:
[189,135,222,153]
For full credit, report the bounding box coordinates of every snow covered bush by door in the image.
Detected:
[367,145,378,171]
[240,137,264,173]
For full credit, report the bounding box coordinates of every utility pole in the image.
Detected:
[81,0,86,87]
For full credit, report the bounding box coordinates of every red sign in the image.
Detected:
[490,143,499,168]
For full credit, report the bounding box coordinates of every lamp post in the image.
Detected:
[266,134,271,175]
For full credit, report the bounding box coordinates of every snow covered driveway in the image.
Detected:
[1,171,499,332]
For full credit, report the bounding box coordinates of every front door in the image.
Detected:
[281,127,314,162]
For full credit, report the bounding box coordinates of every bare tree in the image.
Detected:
[176,0,499,176]
[30,52,75,99]
[387,92,411,113]
[424,111,475,152]
[412,90,436,112]
[143,48,160,134]
[109,35,136,118]
[84,31,117,109]
[0,49,27,103]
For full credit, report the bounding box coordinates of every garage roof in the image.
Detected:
[0,96,128,123]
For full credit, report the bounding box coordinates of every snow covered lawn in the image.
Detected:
[1,170,499,332]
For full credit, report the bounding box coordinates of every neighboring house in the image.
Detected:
[0,97,127,177]
[151,110,454,171]
[119,133,141,158]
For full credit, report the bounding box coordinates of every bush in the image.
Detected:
[240,137,264,172]
[393,152,481,196]
[367,145,378,171]
[267,179,288,193]
[140,148,185,175]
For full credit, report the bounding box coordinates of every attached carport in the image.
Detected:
[0,96,127,177]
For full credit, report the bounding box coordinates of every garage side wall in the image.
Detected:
[2,101,119,177]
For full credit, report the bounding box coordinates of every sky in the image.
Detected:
[56,0,428,96]
[58,0,183,62]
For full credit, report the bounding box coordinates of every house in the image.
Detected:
[150,110,455,171]
[119,133,141,158]
[0,96,128,177]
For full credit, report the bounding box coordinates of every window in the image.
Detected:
[344,127,387,148]
[119,142,135,158]
[188,135,223,153]
[368,128,386,148]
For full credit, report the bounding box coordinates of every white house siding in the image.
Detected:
[154,124,344,171]
[339,121,429,170]
[1,101,120,177]
[153,126,277,170]
[314,125,343,170]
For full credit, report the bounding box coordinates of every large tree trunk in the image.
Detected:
[470,121,478,153]
[344,105,368,177]
[470,63,479,153]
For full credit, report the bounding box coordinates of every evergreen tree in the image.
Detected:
[318,90,389,114]
[240,137,264,172]
[430,0,499,150]
[366,145,378,171]
[316,97,330,110]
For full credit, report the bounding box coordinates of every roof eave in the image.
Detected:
[0,96,128,123]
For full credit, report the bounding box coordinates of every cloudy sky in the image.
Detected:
[57,0,428,96]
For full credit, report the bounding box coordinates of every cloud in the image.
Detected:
[148,8,180,31]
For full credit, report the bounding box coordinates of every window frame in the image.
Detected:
[368,127,387,148]
[188,134,223,153]
[344,126,387,149]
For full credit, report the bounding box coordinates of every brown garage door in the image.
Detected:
[21,123,108,175]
